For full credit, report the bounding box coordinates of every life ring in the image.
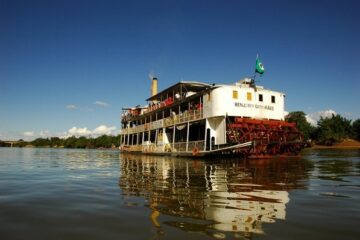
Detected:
[192,147,200,156]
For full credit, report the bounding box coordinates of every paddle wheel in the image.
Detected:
[227,117,303,157]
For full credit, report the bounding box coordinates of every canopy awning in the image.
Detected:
[146,81,212,102]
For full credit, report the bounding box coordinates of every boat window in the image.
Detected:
[232,90,238,99]
[139,133,143,144]
[259,94,263,102]
[133,134,138,145]
[165,127,173,143]
[150,130,156,143]
[144,132,149,142]
[174,124,188,143]
[188,120,205,141]
[247,92,252,101]
[129,134,133,145]
[271,95,276,103]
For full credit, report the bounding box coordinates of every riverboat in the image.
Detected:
[120,77,302,157]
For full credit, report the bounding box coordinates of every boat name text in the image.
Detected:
[234,102,274,111]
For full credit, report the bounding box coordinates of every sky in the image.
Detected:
[1,0,359,140]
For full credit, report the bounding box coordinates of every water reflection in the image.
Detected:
[119,154,311,237]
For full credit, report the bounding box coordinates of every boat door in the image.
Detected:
[206,128,211,151]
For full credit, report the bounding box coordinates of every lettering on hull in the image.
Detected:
[234,102,274,111]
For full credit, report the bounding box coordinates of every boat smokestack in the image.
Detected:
[151,77,158,97]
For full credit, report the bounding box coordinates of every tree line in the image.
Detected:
[0,135,120,149]
[1,112,359,148]
[286,111,360,145]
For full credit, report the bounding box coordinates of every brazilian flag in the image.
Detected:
[255,57,265,75]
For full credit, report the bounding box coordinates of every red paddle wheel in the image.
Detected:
[227,117,303,157]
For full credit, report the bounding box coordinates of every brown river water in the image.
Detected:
[0,148,359,239]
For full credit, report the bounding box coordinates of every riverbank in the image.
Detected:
[311,139,360,149]
[0,145,119,150]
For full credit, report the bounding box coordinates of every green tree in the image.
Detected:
[286,111,315,140]
[32,138,51,147]
[86,138,95,149]
[352,119,360,141]
[316,114,352,145]
[75,136,88,148]
[110,135,120,147]
[17,139,28,147]
[50,137,63,147]
[95,135,113,148]
[64,136,77,148]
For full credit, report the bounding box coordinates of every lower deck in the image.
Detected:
[120,116,303,158]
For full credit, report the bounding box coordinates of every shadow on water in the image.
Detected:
[118,154,314,238]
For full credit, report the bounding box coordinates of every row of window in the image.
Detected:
[232,90,276,103]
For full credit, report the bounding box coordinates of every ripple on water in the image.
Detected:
[0,148,359,239]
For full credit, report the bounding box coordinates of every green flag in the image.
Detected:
[255,57,265,75]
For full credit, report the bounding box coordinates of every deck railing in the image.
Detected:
[122,140,205,153]
[164,109,203,127]
[122,109,203,134]
[187,140,205,152]
[172,140,205,152]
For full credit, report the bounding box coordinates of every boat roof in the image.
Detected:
[146,81,212,101]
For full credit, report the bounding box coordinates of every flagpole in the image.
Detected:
[253,53,258,83]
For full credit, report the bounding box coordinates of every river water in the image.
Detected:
[0,148,359,240]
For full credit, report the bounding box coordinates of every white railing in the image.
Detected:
[122,140,205,153]
[171,142,187,152]
[187,140,205,151]
[122,109,203,134]
[149,119,164,130]
[164,109,203,127]
[121,124,145,134]
[172,140,205,152]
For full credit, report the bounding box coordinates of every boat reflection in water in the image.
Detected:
[119,154,308,237]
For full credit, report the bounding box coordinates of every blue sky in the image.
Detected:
[1,0,359,140]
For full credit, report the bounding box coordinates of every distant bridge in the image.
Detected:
[2,141,23,147]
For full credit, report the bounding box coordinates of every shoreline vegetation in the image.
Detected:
[2,137,359,150]
[0,135,120,149]
[311,139,360,149]
[1,111,360,150]
[285,111,360,150]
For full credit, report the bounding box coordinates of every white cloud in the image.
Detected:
[64,125,117,138]
[94,101,109,107]
[68,127,92,137]
[66,104,77,109]
[23,131,34,137]
[92,125,117,135]
[39,130,50,137]
[306,109,337,126]
[2,125,118,141]
[284,111,289,118]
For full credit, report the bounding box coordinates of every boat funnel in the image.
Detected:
[151,77,158,97]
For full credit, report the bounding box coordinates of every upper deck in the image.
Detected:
[121,81,212,123]
[121,78,286,126]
